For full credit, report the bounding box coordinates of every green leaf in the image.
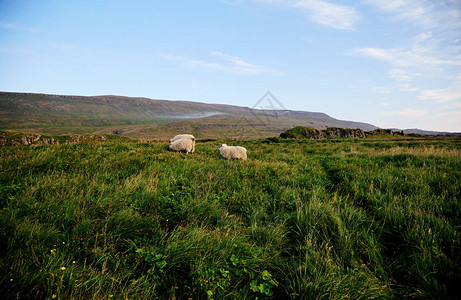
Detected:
[230,254,239,266]
[154,254,163,260]
[250,280,259,292]
[220,268,229,277]
[156,260,167,269]
[269,279,278,286]
[262,270,271,281]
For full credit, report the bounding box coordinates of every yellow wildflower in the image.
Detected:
[60,267,66,271]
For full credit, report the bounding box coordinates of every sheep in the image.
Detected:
[218,144,247,160]
[169,134,195,143]
[169,134,195,153]
[169,138,195,154]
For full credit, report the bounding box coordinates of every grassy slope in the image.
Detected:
[1,135,460,299]
[96,114,379,141]
[0,92,377,139]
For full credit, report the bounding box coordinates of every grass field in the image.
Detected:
[1,134,460,299]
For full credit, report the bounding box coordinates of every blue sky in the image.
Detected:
[1,0,460,131]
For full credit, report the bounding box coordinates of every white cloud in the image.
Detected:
[359,0,461,88]
[379,109,461,132]
[364,0,461,33]
[418,73,461,103]
[211,51,269,74]
[414,32,433,43]
[254,0,360,30]
[165,52,280,75]
[431,111,461,131]
[419,90,461,103]
[355,47,461,68]
[435,111,461,119]
[388,68,421,82]
[382,108,427,117]
[294,0,360,30]
[365,0,406,13]
[166,55,226,72]
[398,84,420,92]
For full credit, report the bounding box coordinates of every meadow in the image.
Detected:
[1,134,460,299]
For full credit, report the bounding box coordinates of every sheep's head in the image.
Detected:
[219,144,227,149]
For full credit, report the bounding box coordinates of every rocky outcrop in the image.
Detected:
[64,135,106,144]
[0,132,108,146]
[365,128,404,136]
[41,137,56,145]
[366,128,392,135]
[363,129,407,136]
[21,135,41,145]
[280,126,325,140]
[323,127,365,138]
[280,126,367,140]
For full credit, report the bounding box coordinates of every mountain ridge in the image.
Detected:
[2,91,457,139]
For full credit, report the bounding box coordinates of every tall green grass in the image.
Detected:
[1,136,460,299]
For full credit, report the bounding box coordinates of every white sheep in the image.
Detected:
[218,144,247,160]
[169,134,195,143]
[169,138,195,154]
[170,134,195,153]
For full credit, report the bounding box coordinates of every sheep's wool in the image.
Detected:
[219,144,247,160]
[169,138,195,154]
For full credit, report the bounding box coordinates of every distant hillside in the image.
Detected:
[390,128,461,137]
[0,91,379,139]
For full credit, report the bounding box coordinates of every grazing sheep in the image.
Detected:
[169,134,195,143]
[219,144,247,160]
[169,138,195,154]
[170,134,195,153]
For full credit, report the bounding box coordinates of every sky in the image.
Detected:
[0,0,460,132]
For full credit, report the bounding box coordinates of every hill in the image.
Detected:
[390,128,461,137]
[0,92,377,139]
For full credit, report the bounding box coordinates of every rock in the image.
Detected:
[0,133,111,147]
[324,127,365,138]
[65,135,82,144]
[41,137,55,145]
[280,126,325,140]
[21,135,41,145]
[280,126,366,140]
[365,129,405,136]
